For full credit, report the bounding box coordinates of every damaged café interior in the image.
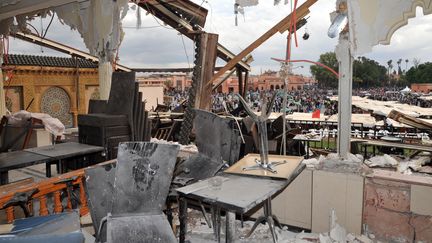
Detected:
[0,0,432,242]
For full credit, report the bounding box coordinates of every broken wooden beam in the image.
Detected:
[139,0,251,72]
[210,0,318,90]
[388,109,432,130]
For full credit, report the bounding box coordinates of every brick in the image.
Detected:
[363,205,413,242]
[364,178,410,212]
[411,215,432,242]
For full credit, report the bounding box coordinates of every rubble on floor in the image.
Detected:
[305,151,432,177]
[364,153,431,175]
[185,209,373,243]
[364,154,399,168]
[303,153,365,174]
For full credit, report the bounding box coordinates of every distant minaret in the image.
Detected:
[260,67,262,75]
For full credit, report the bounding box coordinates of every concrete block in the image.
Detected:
[411,184,432,216]
[311,170,363,235]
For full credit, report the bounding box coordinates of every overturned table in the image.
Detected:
[177,157,305,243]
[0,142,104,184]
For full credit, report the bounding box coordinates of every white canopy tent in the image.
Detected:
[401,86,411,93]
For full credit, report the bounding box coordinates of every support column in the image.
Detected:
[179,32,218,145]
[243,71,249,95]
[194,33,219,110]
[98,61,113,100]
[0,39,6,116]
[335,32,353,158]
[237,67,243,97]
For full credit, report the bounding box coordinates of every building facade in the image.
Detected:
[411,83,432,94]
[138,70,316,93]
[136,74,192,91]
[3,54,99,127]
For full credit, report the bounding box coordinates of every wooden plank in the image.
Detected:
[132,66,223,73]
[138,1,251,71]
[195,33,219,111]
[0,177,34,194]
[210,0,317,89]
[237,67,243,97]
[224,153,304,179]
[13,32,130,72]
[388,109,432,130]
[159,0,208,27]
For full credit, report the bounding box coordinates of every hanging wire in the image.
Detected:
[42,13,55,39]
[180,34,191,71]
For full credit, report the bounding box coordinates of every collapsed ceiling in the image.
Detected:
[0,0,129,62]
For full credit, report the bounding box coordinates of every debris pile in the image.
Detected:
[185,209,374,243]
[364,153,431,175]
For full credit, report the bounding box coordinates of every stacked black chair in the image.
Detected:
[78,72,151,159]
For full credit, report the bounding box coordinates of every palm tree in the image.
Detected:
[405,59,409,72]
[413,58,421,68]
[397,59,402,75]
[387,60,393,76]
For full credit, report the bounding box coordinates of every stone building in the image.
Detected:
[253,70,317,91]
[3,54,99,127]
[138,70,316,93]
[136,74,192,91]
[411,83,432,94]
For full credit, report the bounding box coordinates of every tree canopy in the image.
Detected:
[310,52,388,88]
[353,56,388,88]
[405,62,432,84]
[310,52,338,88]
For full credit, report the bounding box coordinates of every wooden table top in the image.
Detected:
[224,153,304,179]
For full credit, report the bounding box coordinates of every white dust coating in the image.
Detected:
[54,0,129,63]
[54,0,129,99]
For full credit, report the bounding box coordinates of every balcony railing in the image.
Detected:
[0,160,115,223]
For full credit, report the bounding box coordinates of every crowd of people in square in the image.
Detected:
[164,86,432,114]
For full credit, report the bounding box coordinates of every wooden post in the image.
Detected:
[53,190,62,213]
[237,67,243,97]
[79,178,89,215]
[6,206,14,223]
[0,39,6,117]
[243,71,249,96]
[179,32,218,144]
[194,33,219,110]
[39,195,48,216]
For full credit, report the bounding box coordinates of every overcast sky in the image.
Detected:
[8,0,432,76]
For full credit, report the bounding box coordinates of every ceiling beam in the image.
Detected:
[0,0,79,21]
[132,66,223,73]
[139,1,251,72]
[12,31,131,72]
